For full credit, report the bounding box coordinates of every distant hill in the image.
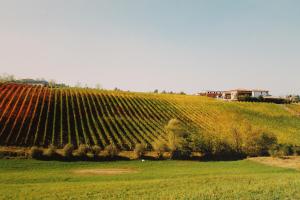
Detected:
[0,83,300,149]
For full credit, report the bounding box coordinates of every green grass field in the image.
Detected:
[0,159,299,200]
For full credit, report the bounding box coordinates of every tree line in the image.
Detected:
[23,118,300,161]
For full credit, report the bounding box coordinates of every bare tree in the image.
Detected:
[49,79,56,87]
[75,82,82,88]
[95,83,102,90]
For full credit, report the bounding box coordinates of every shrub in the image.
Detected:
[134,143,146,159]
[29,146,43,159]
[243,131,278,156]
[268,146,281,157]
[152,140,168,159]
[281,144,294,156]
[258,132,278,154]
[269,144,294,157]
[170,149,192,160]
[0,150,27,158]
[293,146,300,156]
[77,144,90,157]
[91,145,101,156]
[103,144,119,158]
[43,145,58,158]
[230,127,243,154]
[62,144,74,158]
[190,132,215,156]
[212,140,235,157]
[164,119,192,159]
[0,151,7,159]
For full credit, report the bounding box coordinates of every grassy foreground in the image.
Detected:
[0,159,299,199]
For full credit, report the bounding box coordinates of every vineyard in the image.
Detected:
[1,83,300,149]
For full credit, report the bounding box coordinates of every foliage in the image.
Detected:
[293,146,300,156]
[164,119,192,159]
[91,145,102,156]
[43,145,58,158]
[152,139,168,158]
[269,144,295,157]
[0,73,15,82]
[243,130,278,156]
[134,143,146,159]
[286,95,300,103]
[280,144,294,156]
[95,83,102,90]
[211,140,237,158]
[77,144,90,157]
[29,146,43,159]
[62,144,74,158]
[103,144,119,158]
[190,123,278,159]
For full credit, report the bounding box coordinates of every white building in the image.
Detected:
[222,89,270,101]
[252,90,269,98]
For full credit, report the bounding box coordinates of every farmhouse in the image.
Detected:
[252,89,269,98]
[222,89,270,101]
[198,90,223,98]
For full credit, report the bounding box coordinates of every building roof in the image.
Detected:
[200,90,223,92]
[252,89,269,92]
[227,89,252,92]
[225,89,269,92]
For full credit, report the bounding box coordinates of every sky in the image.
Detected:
[0,0,299,95]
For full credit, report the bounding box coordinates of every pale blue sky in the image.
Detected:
[0,0,299,95]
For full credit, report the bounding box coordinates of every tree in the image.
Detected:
[49,79,56,87]
[114,87,121,91]
[77,144,90,157]
[231,126,243,154]
[95,83,102,90]
[91,145,101,156]
[153,89,159,93]
[289,95,300,103]
[243,130,277,156]
[103,144,119,158]
[75,82,82,88]
[164,119,191,159]
[295,95,300,103]
[43,145,58,159]
[0,73,15,82]
[190,131,212,156]
[152,139,168,159]
[62,144,74,159]
[29,146,43,159]
[134,143,146,159]
[258,95,264,102]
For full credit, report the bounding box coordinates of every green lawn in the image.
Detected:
[0,159,299,200]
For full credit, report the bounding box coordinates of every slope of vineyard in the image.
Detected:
[0,83,300,149]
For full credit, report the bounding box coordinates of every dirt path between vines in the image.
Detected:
[248,156,300,171]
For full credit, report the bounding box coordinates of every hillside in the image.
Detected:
[0,83,300,149]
